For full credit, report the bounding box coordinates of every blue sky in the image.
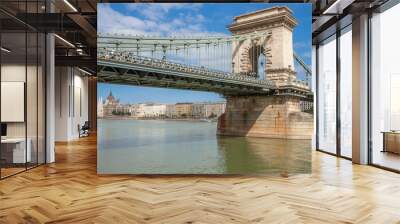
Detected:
[98,3,311,104]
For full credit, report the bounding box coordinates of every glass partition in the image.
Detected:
[27,31,38,169]
[0,1,46,179]
[370,3,400,171]
[339,25,352,158]
[317,34,337,154]
[1,31,28,177]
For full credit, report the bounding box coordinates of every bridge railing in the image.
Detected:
[286,79,310,90]
[98,49,276,88]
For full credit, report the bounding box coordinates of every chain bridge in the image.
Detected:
[97,6,314,139]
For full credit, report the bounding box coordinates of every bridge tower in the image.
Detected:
[229,6,297,85]
[218,6,313,140]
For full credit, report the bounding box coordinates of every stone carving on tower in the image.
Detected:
[229,6,297,86]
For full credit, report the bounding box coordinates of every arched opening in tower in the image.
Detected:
[258,53,266,80]
[248,45,266,79]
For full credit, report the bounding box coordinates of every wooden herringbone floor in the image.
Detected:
[1,135,400,224]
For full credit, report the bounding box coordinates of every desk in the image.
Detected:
[382,131,400,154]
[1,138,31,163]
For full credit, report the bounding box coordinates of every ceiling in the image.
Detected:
[311,0,391,42]
[0,0,97,73]
[0,0,395,73]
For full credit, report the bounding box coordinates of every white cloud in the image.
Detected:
[126,3,202,21]
[98,4,159,36]
[97,3,215,37]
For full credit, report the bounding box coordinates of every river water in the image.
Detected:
[97,119,311,174]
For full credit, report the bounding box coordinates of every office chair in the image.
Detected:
[79,121,90,138]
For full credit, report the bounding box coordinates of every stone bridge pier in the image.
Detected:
[217,6,313,140]
[217,95,313,139]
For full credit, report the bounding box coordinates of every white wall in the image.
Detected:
[1,64,26,81]
[55,67,69,141]
[71,73,89,138]
[55,67,89,141]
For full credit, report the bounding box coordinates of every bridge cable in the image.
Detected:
[136,39,139,56]
[198,44,200,65]
[257,44,260,78]
[256,42,259,76]
[236,39,239,74]
[224,41,227,72]
[206,43,209,68]
[222,41,225,71]
[228,41,231,72]
[220,42,222,71]
[184,44,186,64]
[169,39,173,61]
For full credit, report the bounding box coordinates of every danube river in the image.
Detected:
[98,119,311,174]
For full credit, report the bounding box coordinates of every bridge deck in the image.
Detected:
[98,52,277,95]
[97,52,311,97]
